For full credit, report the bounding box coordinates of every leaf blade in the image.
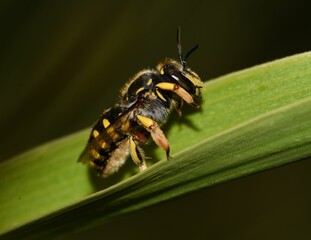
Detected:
[1,51,311,238]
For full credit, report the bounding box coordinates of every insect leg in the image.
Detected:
[136,115,171,160]
[156,82,199,108]
[129,136,147,172]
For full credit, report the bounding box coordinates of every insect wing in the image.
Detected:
[78,103,136,164]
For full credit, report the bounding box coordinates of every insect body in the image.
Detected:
[79,28,203,177]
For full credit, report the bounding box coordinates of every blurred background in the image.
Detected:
[1,0,310,239]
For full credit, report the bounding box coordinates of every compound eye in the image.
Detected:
[170,74,180,82]
[163,66,196,94]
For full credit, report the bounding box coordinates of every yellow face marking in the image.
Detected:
[103,118,110,128]
[147,78,152,85]
[135,87,145,95]
[156,89,166,102]
[129,137,141,165]
[137,115,154,129]
[160,68,164,75]
[92,129,99,138]
[185,73,203,88]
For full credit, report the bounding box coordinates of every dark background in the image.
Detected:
[1,1,310,239]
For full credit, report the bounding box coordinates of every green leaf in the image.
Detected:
[1,51,311,239]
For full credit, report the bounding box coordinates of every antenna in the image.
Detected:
[176,26,199,69]
[177,26,185,68]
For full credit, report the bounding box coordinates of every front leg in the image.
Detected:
[156,82,199,109]
[136,115,171,160]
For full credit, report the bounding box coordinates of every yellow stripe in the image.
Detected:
[129,137,141,164]
[103,118,110,128]
[106,126,119,139]
[137,115,154,128]
[121,120,130,132]
[156,82,175,91]
[156,89,166,102]
[147,78,152,85]
[135,87,145,95]
[101,141,108,149]
[92,129,99,138]
[90,148,101,159]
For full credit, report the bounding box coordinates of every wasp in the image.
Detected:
[78,27,203,177]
